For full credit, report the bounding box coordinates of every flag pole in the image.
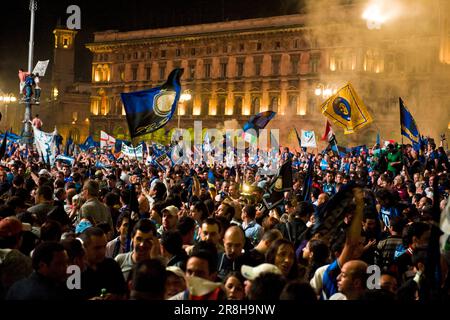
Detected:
[399,97,404,168]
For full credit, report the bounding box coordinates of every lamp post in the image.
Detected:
[22,0,37,145]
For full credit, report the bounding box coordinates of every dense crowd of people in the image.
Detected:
[0,134,449,301]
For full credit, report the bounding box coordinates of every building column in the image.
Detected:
[261,81,270,112]
[299,79,307,116]
[280,80,288,115]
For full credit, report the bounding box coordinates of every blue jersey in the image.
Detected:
[322,259,341,299]
[380,206,401,228]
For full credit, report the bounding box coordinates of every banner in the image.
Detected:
[301,130,317,148]
[121,143,143,159]
[32,60,50,77]
[33,126,57,165]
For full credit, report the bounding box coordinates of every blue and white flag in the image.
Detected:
[56,155,75,166]
[301,130,317,148]
[121,143,143,159]
[33,126,57,165]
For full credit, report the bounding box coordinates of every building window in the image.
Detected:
[223,45,228,53]
[310,54,320,74]
[189,63,195,79]
[147,52,152,59]
[206,47,212,54]
[270,96,279,112]
[72,111,78,122]
[175,49,181,57]
[239,43,244,52]
[133,52,138,59]
[275,41,281,50]
[256,42,262,51]
[293,39,299,49]
[131,65,138,81]
[291,58,299,74]
[204,63,211,79]
[220,63,227,78]
[119,65,125,81]
[160,50,166,58]
[159,65,166,80]
[234,96,243,115]
[272,59,280,76]
[191,48,196,56]
[140,52,145,59]
[217,96,226,115]
[201,95,210,115]
[255,62,261,76]
[251,96,260,114]
[145,65,151,80]
[288,95,298,115]
[237,62,244,78]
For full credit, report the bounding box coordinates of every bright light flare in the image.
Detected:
[362,4,388,29]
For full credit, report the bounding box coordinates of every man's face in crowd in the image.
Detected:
[85,234,107,266]
[186,256,213,281]
[63,166,71,177]
[40,250,69,283]
[162,211,177,230]
[132,229,154,261]
[200,222,221,245]
[224,230,244,260]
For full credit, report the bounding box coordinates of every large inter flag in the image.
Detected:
[399,97,421,151]
[263,159,293,210]
[321,83,373,134]
[121,68,184,138]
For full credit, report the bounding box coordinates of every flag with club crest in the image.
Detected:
[301,130,317,148]
[321,83,373,134]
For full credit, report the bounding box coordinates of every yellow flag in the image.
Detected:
[320,83,373,134]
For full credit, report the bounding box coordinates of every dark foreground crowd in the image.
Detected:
[0,137,449,301]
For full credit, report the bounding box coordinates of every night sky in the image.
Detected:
[0,0,304,94]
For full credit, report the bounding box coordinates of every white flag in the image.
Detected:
[32,60,50,77]
[301,130,317,148]
[100,131,116,149]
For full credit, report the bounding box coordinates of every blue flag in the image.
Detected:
[64,135,73,156]
[399,98,421,151]
[0,131,7,160]
[243,111,276,136]
[120,68,184,138]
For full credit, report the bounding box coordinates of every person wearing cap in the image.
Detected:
[157,205,179,237]
[115,219,158,281]
[80,180,113,229]
[241,263,282,297]
[165,266,187,299]
[0,217,33,298]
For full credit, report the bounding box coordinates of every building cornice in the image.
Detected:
[86,14,310,52]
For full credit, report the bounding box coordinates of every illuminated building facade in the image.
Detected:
[86,1,450,147]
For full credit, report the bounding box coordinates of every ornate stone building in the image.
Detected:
[86,1,450,148]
